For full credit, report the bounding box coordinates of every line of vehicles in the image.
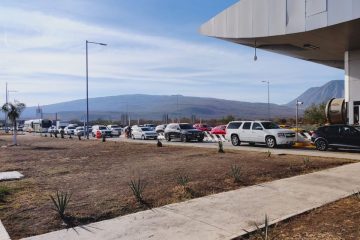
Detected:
[20,119,360,151]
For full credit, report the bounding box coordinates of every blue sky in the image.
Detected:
[0,0,344,107]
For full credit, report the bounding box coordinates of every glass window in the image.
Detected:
[227,122,242,129]
[252,122,262,130]
[261,122,280,129]
[179,124,195,129]
[324,126,339,135]
[243,122,252,130]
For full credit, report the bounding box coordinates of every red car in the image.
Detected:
[193,123,212,132]
[210,125,226,135]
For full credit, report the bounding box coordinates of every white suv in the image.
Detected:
[226,121,296,148]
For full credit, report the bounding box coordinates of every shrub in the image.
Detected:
[0,186,11,202]
[218,141,225,153]
[129,178,147,204]
[50,191,72,220]
[229,164,242,183]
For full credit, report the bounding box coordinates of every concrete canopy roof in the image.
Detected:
[200,0,360,69]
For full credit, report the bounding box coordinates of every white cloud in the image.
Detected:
[0,6,343,106]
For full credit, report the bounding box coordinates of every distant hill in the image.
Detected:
[22,94,297,121]
[286,80,344,108]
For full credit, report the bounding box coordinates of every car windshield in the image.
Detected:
[68,127,75,129]
[141,127,152,131]
[99,126,107,130]
[180,124,195,130]
[111,126,119,128]
[261,122,280,129]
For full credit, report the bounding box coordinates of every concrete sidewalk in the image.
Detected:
[23,162,360,240]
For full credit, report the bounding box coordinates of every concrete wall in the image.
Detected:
[345,50,360,124]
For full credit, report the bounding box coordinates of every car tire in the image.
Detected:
[132,134,135,140]
[266,136,277,148]
[166,134,171,142]
[231,135,240,146]
[181,134,187,143]
[198,138,203,142]
[315,139,328,151]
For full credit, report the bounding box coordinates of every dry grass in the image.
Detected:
[244,197,360,240]
[0,135,355,239]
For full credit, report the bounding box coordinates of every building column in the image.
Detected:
[345,50,360,125]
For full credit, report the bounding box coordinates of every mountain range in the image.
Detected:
[20,80,344,121]
[286,80,344,108]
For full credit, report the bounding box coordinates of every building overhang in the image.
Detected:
[200,0,360,69]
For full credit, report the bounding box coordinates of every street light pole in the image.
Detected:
[262,80,270,120]
[296,100,304,142]
[85,40,107,139]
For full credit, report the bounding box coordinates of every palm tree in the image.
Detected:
[1,102,26,145]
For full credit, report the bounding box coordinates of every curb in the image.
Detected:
[0,220,11,240]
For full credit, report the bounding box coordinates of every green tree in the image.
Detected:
[303,103,326,124]
[1,102,26,145]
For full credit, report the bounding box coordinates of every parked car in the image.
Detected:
[107,125,122,137]
[144,124,156,131]
[193,123,212,132]
[74,127,85,136]
[210,125,227,135]
[92,125,112,137]
[48,126,58,134]
[131,126,158,140]
[155,124,167,133]
[164,123,204,142]
[226,121,296,148]
[64,126,76,135]
[311,124,360,151]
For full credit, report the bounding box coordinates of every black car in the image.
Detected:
[311,124,360,151]
[164,123,204,142]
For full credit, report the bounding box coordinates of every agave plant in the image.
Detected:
[176,174,190,187]
[218,141,225,153]
[303,157,311,168]
[353,190,360,201]
[246,214,277,240]
[50,191,72,220]
[230,164,242,183]
[129,178,147,204]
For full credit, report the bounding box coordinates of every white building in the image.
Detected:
[200,0,360,124]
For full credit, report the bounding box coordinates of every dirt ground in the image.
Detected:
[0,135,355,239]
[244,196,360,240]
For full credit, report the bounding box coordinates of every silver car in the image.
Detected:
[131,126,158,140]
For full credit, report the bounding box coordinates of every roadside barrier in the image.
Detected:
[204,132,227,142]
[157,132,227,142]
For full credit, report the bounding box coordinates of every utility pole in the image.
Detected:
[4,82,8,132]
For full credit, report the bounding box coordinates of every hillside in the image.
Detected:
[22,94,297,121]
[286,80,344,108]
